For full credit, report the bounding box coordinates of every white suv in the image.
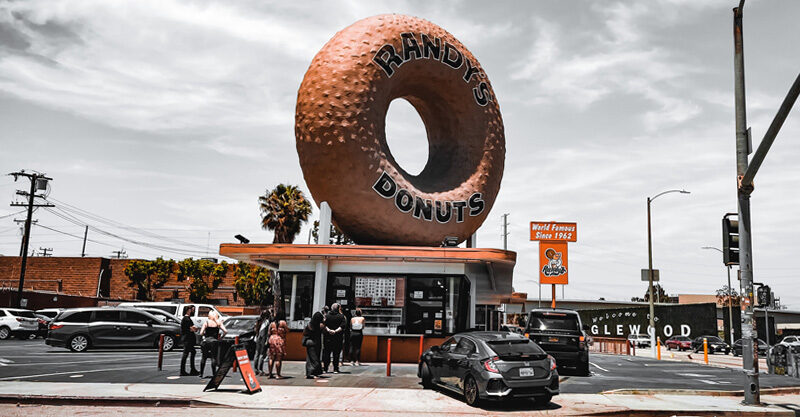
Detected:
[628,333,651,348]
[0,308,40,340]
[779,336,800,347]
[117,302,225,330]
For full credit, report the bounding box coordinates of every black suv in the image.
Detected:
[46,307,181,352]
[525,309,589,375]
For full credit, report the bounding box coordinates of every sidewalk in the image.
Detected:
[0,381,798,416]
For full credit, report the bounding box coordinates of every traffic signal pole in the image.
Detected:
[732,4,759,405]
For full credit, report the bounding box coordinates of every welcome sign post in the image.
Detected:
[530,222,577,309]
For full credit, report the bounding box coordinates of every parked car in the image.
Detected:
[500,324,524,335]
[665,336,692,351]
[0,308,40,340]
[732,338,769,356]
[627,334,651,348]
[691,336,730,354]
[779,336,800,348]
[117,302,224,330]
[35,308,64,320]
[222,315,259,359]
[524,309,589,375]
[418,331,559,407]
[46,307,181,352]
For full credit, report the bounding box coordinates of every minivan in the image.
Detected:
[46,307,181,352]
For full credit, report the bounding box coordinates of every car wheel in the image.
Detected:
[463,375,481,407]
[161,334,176,352]
[667,345,671,351]
[578,360,590,376]
[534,394,552,406]
[419,362,434,389]
[68,334,90,352]
[0,326,10,340]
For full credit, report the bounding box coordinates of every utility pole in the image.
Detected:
[81,225,88,257]
[732,0,800,404]
[501,213,510,251]
[13,218,36,256]
[38,247,53,257]
[8,170,54,308]
[112,249,127,259]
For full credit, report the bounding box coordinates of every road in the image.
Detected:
[1,338,799,393]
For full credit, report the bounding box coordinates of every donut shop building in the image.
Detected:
[219,243,516,361]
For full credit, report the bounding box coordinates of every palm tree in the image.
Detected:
[259,184,312,243]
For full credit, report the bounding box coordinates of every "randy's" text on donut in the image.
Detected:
[372,32,493,107]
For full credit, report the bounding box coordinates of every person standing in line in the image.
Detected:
[322,303,346,373]
[304,310,325,379]
[349,308,365,366]
[320,305,330,363]
[179,305,199,376]
[198,310,227,378]
[267,311,289,379]
[342,307,352,365]
[253,309,271,376]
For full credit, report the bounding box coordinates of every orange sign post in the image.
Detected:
[531,222,577,309]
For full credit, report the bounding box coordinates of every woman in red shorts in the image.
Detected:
[267,311,289,379]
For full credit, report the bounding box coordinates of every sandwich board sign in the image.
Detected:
[204,344,261,394]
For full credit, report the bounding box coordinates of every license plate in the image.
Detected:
[519,367,535,377]
[549,337,559,342]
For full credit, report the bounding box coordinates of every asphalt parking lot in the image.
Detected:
[1,339,799,394]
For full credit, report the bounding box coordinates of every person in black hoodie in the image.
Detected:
[304,311,325,379]
[179,305,199,376]
[322,303,346,373]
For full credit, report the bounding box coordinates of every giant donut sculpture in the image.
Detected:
[295,14,505,246]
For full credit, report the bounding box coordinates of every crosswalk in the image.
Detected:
[0,358,14,366]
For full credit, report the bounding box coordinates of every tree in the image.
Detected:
[311,220,353,245]
[124,258,175,301]
[259,184,312,243]
[716,285,741,306]
[233,262,274,306]
[176,258,228,303]
[631,283,672,303]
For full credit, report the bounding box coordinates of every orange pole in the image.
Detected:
[233,336,240,372]
[418,335,424,363]
[551,284,556,309]
[386,338,392,377]
[657,337,661,360]
[703,337,709,364]
[157,334,164,371]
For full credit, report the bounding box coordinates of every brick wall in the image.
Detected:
[0,256,245,305]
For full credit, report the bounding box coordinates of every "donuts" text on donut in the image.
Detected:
[372,171,485,224]
[372,32,493,107]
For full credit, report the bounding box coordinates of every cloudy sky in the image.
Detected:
[1,0,799,308]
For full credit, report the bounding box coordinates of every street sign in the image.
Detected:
[540,242,568,285]
[530,222,577,242]
[641,269,660,282]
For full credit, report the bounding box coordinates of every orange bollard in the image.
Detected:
[233,336,240,372]
[657,337,661,360]
[418,335,424,363]
[386,338,392,377]
[157,334,165,371]
[703,337,709,364]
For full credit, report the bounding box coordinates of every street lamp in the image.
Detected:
[647,189,690,357]
[702,246,735,346]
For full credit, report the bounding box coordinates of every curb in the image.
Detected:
[0,394,219,408]
[601,386,800,396]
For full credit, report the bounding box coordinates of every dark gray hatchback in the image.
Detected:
[418,331,559,407]
[46,307,181,352]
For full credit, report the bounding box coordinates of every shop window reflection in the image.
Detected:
[281,273,314,329]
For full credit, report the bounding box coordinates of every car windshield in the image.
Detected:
[224,318,257,330]
[11,310,36,318]
[528,312,579,332]
[488,339,545,357]
[707,337,723,343]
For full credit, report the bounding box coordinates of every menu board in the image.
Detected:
[355,276,405,307]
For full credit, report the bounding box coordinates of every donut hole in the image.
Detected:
[385,98,429,176]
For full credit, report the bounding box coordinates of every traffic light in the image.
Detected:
[757,285,772,307]
[722,213,739,266]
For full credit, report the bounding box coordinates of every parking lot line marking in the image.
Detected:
[590,362,609,372]
[699,379,720,385]
[69,375,83,378]
[0,364,179,381]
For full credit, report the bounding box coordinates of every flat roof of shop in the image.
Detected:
[219,243,516,267]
